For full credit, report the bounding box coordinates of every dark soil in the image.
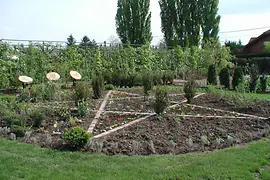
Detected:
[92,115,270,155]
[93,113,146,135]
[191,94,270,118]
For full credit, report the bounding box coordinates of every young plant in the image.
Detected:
[232,66,244,90]
[63,126,92,149]
[153,87,169,115]
[249,65,259,92]
[260,75,268,92]
[77,101,88,117]
[219,67,230,89]
[92,74,104,99]
[29,108,45,128]
[142,71,153,97]
[74,81,90,105]
[184,80,197,103]
[207,64,217,85]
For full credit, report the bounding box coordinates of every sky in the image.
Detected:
[0,0,270,46]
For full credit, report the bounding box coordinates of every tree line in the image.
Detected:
[116,0,220,48]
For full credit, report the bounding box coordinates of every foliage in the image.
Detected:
[162,71,174,85]
[142,71,153,96]
[63,127,92,149]
[260,75,268,92]
[79,35,97,48]
[153,87,169,115]
[232,67,244,90]
[67,34,76,46]
[12,125,26,137]
[92,74,104,99]
[207,64,217,85]
[184,80,197,103]
[77,101,88,117]
[264,42,270,53]
[58,105,71,121]
[41,81,60,101]
[29,109,45,128]
[104,84,114,90]
[74,82,90,105]
[224,40,242,54]
[219,67,230,89]
[159,0,220,47]
[116,0,152,45]
[249,65,259,92]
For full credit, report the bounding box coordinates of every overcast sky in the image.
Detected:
[1,0,270,45]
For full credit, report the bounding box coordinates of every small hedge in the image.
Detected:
[64,127,92,149]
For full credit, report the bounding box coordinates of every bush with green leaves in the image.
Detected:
[2,111,21,127]
[12,125,26,137]
[207,64,217,85]
[74,81,91,105]
[184,80,197,103]
[29,109,45,127]
[152,71,163,85]
[260,75,268,92]
[63,126,92,149]
[232,66,244,90]
[249,65,259,92]
[142,71,153,97]
[77,101,88,117]
[92,74,104,99]
[219,67,230,89]
[162,71,174,85]
[104,84,114,90]
[153,87,169,115]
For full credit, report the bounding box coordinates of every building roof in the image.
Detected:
[245,29,270,47]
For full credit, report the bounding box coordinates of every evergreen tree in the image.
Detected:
[67,34,76,46]
[115,0,152,46]
[80,36,98,48]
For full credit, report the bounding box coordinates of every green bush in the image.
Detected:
[207,64,217,85]
[152,71,163,85]
[260,75,268,92]
[153,87,169,115]
[63,127,92,149]
[41,81,60,101]
[184,80,197,103]
[29,109,45,127]
[162,71,174,85]
[92,74,104,99]
[249,65,259,92]
[104,84,114,90]
[219,67,230,89]
[74,81,91,105]
[77,101,88,117]
[127,72,137,88]
[232,66,244,90]
[142,71,153,96]
[12,125,26,137]
[2,111,21,127]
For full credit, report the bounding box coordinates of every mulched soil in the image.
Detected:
[191,94,270,118]
[93,113,146,135]
[91,115,270,155]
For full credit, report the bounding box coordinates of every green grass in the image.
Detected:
[0,138,269,180]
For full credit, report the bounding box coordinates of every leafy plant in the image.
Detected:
[92,74,104,99]
[260,75,267,92]
[29,109,45,127]
[63,127,92,149]
[77,101,88,117]
[58,105,71,121]
[219,67,230,89]
[232,66,244,90]
[184,80,197,103]
[153,87,169,115]
[207,64,217,85]
[74,81,90,105]
[12,125,26,137]
[249,64,259,92]
[142,71,153,97]
[104,84,114,90]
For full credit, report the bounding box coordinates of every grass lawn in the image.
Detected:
[0,138,269,180]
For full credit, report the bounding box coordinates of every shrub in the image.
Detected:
[127,72,137,88]
[63,126,92,149]
[77,101,88,117]
[249,65,260,92]
[12,125,26,137]
[2,111,21,127]
[207,64,217,85]
[58,105,71,121]
[92,74,104,99]
[74,81,90,105]
[152,71,163,85]
[41,81,60,101]
[260,75,268,92]
[142,71,153,96]
[153,87,169,115]
[232,66,244,90]
[29,109,45,127]
[184,80,197,103]
[162,71,174,85]
[219,67,230,89]
[104,84,114,90]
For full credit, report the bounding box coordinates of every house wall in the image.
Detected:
[245,35,270,53]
